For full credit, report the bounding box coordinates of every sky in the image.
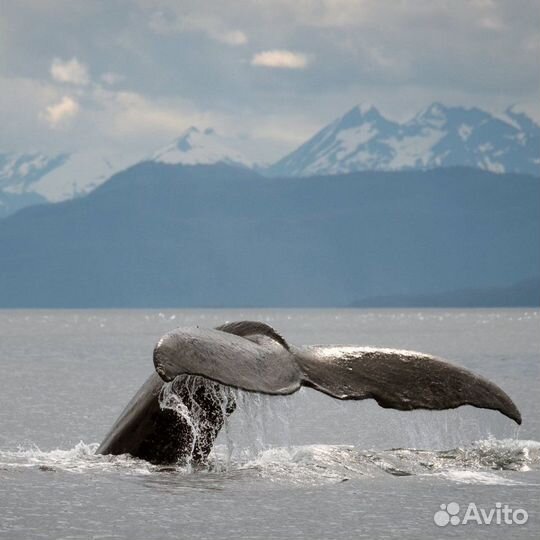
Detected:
[1,0,539,162]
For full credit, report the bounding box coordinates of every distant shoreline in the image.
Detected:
[350,277,540,308]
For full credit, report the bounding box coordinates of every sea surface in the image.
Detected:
[0,309,538,539]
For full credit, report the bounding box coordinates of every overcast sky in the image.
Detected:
[1,0,539,161]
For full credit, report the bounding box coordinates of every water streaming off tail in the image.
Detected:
[155,376,539,484]
[220,386,294,463]
[158,375,293,469]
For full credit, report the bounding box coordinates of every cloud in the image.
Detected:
[93,89,213,140]
[0,0,538,159]
[42,96,79,127]
[251,50,309,69]
[50,57,89,85]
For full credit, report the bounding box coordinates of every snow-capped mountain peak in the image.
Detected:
[2,104,538,218]
[339,104,383,125]
[267,103,540,177]
[0,126,258,217]
[151,127,254,168]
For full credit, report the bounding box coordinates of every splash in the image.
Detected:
[158,375,293,467]
[1,378,539,486]
[154,377,540,485]
[233,439,540,485]
[219,388,293,463]
[0,441,156,474]
[1,438,537,485]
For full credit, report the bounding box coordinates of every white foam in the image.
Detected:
[236,444,371,485]
[0,441,155,475]
[434,470,523,485]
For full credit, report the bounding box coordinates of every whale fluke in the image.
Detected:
[98,320,521,465]
[295,347,522,424]
[153,324,521,424]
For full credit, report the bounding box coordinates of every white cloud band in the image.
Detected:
[251,50,309,69]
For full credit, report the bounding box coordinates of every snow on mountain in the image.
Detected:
[0,150,141,217]
[0,152,67,217]
[2,106,538,218]
[151,127,254,168]
[0,150,140,202]
[267,103,540,177]
[29,151,140,202]
[0,127,256,217]
[0,152,68,195]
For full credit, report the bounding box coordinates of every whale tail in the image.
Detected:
[98,320,521,465]
[155,321,521,425]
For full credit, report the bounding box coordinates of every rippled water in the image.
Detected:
[0,309,538,539]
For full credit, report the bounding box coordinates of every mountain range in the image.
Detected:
[1,103,538,217]
[351,277,540,308]
[1,102,538,307]
[268,103,540,177]
[0,163,538,307]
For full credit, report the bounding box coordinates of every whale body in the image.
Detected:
[97,321,521,464]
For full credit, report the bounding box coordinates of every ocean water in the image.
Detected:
[0,309,538,539]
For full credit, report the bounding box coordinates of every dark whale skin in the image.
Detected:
[96,373,235,464]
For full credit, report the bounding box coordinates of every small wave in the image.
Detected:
[235,445,374,485]
[437,438,540,472]
[233,438,540,485]
[0,441,157,474]
[433,470,524,485]
[1,438,538,485]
